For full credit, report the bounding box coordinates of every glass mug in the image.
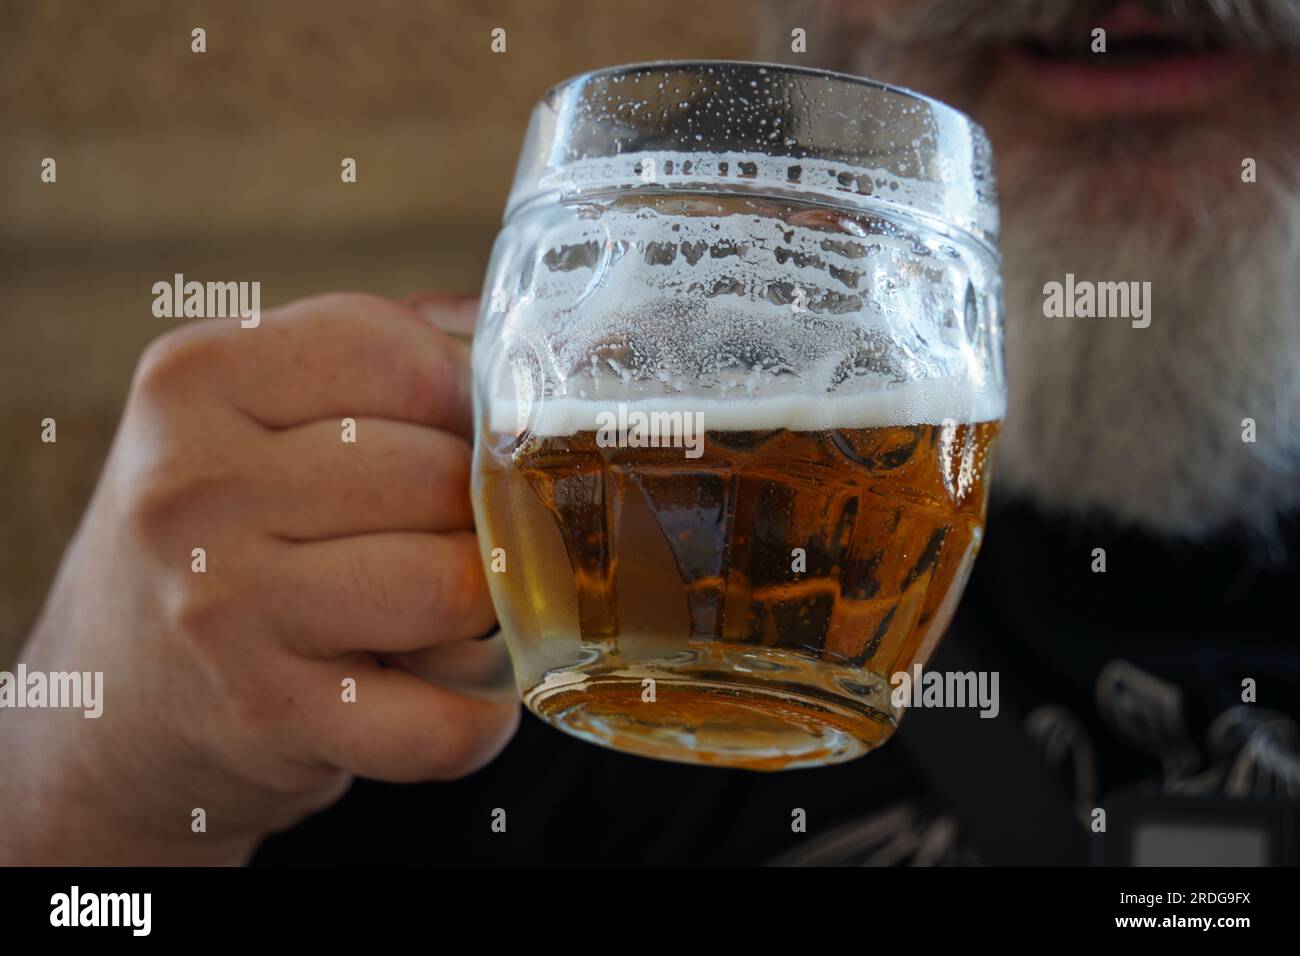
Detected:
[470,62,1004,770]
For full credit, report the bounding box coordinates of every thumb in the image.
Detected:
[403,291,480,338]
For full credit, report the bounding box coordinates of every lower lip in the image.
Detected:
[1003,46,1258,117]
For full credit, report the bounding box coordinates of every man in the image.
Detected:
[3,0,1297,865]
[774,0,1300,539]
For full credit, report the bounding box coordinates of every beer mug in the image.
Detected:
[471,62,1004,770]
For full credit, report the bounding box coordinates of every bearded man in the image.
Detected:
[3,1,1296,866]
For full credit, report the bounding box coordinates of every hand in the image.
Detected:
[0,292,518,865]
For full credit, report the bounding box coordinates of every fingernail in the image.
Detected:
[406,291,480,336]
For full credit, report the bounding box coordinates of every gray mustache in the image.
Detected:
[886,0,1300,52]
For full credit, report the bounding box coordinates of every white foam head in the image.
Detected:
[488,378,1004,436]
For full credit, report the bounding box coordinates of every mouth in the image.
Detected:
[1003,3,1259,116]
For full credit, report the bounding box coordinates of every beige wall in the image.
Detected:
[0,0,764,658]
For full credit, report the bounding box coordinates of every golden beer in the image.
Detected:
[475,408,998,769]
[473,62,1005,769]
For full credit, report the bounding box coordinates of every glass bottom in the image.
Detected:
[521,643,897,771]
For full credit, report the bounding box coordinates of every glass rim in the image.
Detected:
[506,59,999,251]
[536,59,988,136]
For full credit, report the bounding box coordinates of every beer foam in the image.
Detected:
[481,165,1006,440]
[488,378,1004,436]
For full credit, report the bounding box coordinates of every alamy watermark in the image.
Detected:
[595,403,704,459]
[50,886,150,936]
[152,273,261,328]
[1042,273,1151,329]
[0,664,103,718]
[890,664,999,718]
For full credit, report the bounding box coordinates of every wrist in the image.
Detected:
[0,711,259,866]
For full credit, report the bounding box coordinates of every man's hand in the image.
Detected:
[0,292,518,865]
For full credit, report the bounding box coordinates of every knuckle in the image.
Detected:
[118,436,247,542]
[226,681,285,733]
[189,632,284,732]
[168,575,235,642]
[174,589,226,639]
[132,325,226,400]
[125,458,236,541]
[127,472,192,536]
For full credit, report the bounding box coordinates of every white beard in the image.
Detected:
[818,36,1300,543]
[992,138,1300,543]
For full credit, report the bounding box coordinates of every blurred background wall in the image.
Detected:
[0,0,776,661]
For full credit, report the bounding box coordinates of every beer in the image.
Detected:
[475,391,999,770]
[474,62,1006,768]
